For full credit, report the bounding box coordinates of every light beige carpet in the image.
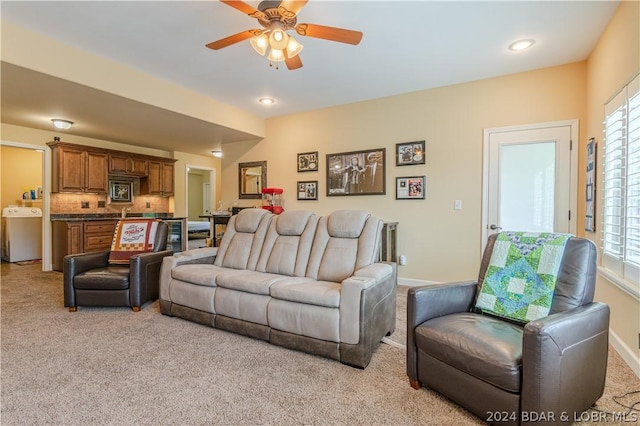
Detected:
[1,263,638,425]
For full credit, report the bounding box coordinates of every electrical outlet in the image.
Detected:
[97,201,105,208]
[146,202,151,208]
[81,201,90,209]
[399,255,407,266]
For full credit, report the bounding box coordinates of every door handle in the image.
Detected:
[489,224,502,231]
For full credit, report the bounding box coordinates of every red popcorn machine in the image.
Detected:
[261,187,284,214]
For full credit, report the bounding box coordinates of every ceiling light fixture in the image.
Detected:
[508,39,536,51]
[250,22,303,69]
[51,119,73,130]
[211,150,223,158]
[258,97,275,105]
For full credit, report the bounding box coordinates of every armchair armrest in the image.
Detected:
[406,281,477,382]
[521,302,610,417]
[63,251,111,308]
[129,249,174,308]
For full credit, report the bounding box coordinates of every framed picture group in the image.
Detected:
[296,140,426,200]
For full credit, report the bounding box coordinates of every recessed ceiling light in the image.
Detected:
[51,119,73,130]
[508,39,536,51]
[211,150,223,158]
[258,97,275,105]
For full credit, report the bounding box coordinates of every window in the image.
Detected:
[602,74,640,291]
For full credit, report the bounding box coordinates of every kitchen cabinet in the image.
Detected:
[52,220,117,271]
[48,142,108,193]
[108,153,148,176]
[141,160,175,196]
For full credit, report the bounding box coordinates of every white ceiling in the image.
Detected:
[0,1,620,155]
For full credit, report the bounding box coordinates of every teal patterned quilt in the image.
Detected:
[475,232,572,323]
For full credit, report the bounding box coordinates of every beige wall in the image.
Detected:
[586,1,640,369]
[0,145,43,210]
[223,61,588,283]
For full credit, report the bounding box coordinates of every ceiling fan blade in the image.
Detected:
[206,29,262,50]
[284,49,303,70]
[295,23,363,45]
[219,0,267,20]
[278,0,308,18]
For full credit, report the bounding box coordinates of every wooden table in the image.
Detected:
[199,215,231,247]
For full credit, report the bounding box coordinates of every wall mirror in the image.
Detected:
[239,161,267,199]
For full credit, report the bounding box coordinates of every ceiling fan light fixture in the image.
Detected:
[268,28,289,50]
[267,48,285,62]
[250,34,269,56]
[51,119,73,130]
[286,36,304,58]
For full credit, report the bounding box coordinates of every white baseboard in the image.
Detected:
[397,277,441,287]
[610,329,640,378]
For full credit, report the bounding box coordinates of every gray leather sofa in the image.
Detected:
[159,208,397,368]
[407,233,609,425]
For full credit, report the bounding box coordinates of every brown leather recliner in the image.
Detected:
[64,221,172,312]
[407,234,609,425]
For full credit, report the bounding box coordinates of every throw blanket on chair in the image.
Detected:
[475,231,572,323]
[108,219,160,264]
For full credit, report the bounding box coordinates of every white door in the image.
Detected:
[482,121,577,246]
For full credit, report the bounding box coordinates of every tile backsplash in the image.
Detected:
[50,193,170,214]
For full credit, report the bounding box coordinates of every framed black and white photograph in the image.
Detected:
[396,176,426,199]
[396,140,425,166]
[109,180,133,203]
[585,138,596,232]
[297,180,318,200]
[326,148,385,196]
[297,151,319,172]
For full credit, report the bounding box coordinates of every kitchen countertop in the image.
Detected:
[50,213,179,221]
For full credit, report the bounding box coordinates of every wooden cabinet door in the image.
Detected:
[108,153,130,174]
[68,223,83,255]
[130,157,148,176]
[161,162,175,195]
[59,147,85,192]
[85,151,108,193]
[146,161,163,194]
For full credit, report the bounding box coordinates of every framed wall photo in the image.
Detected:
[326,148,385,196]
[297,180,318,200]
[396,140,425,166]
[109,180,133,203]
[297,151,319,172]
[585,138,596,232]
[396,176,426,200]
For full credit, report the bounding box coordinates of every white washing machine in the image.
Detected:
[1,206,43,262]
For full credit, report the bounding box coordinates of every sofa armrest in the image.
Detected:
[339,262,397,368]
[521,302,610,417]
[129,249,174,308]
[63,251,111,308]
[159,247,218,301]
[406,281,477,382]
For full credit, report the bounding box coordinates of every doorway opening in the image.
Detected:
[185,166,216,250]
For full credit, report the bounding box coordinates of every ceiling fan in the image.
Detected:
[206,0,363,70]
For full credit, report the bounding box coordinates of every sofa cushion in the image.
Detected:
[257,211,318,277]
[171,264,238,288]
[276,210,315,235]
[74,266,130,290]
[416,312,523,393]
[214,210,272,271]
[270,279,341,308]
[268,299,340,342]
[216,270,290,295]
[327,210,369,238]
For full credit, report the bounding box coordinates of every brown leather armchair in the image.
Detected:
[63,221,172,312]
[407,234,609,425]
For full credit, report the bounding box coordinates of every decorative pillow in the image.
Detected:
[475,231,572,323]
[108,219,160,265]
